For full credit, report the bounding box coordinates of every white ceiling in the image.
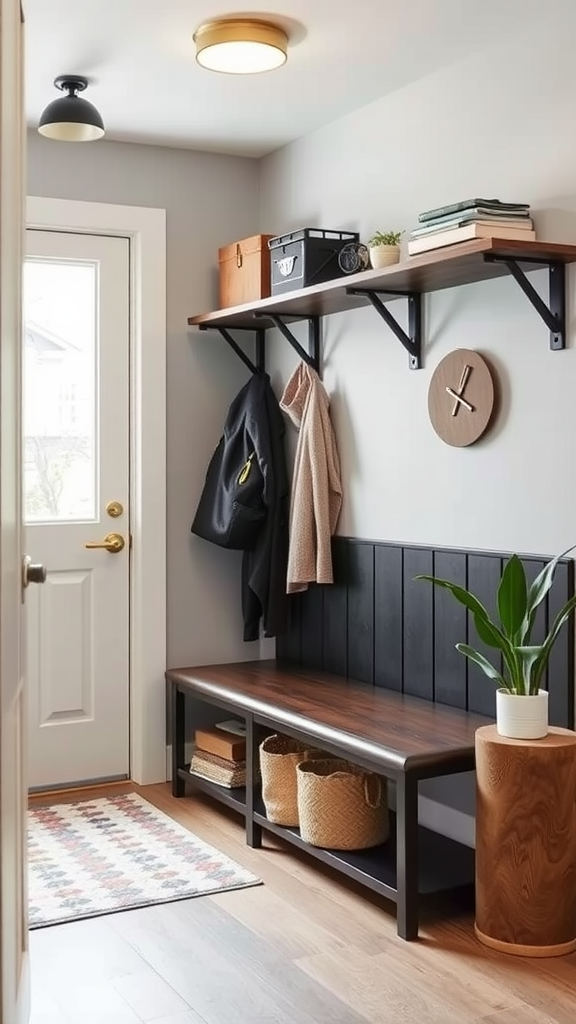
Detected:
[25,0,549,158]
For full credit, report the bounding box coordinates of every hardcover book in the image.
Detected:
[411,216,534,238]
[408,223,536,256]
[194,728,247,762]
[419,198,530,224]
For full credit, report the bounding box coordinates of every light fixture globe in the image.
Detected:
[194,18,288,74]
[38,76,105,142]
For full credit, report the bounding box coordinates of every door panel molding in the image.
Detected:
[26,196,167,785]
[38,569,94,725]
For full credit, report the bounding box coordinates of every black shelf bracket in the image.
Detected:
[483,255,566,351]
[255,313,321,374]
[347,289,422,369]
[199,324,266,375]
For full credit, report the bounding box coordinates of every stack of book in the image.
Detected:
[190,724,247,788]
[408,198,535,256]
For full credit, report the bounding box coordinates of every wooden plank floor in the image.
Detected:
[29,783,576,1024]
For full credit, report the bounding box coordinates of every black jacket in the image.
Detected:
[192,373,289,641]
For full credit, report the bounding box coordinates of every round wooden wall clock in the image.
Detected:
[427,348,495,447]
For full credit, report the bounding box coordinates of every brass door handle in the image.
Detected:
[85,532,125,554]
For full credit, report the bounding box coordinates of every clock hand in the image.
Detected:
[446,386,474,412]
[456,364,468,390]
[451,363,472,416]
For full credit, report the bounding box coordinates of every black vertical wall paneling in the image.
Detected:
[347,542,374,684]
[547,559,574,728]
[433,549,468,709]
[276,594,301,664]
[374,544,403,691]
[299,585,324,671]
[403,547,434,700]
[466,553,502,717]
[322,537,348,676]
[522,559,547,691]
[285,539,573,724]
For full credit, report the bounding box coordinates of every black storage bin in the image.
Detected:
[268,228,359,295]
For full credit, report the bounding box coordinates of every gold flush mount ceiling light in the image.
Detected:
[194,18,288,74]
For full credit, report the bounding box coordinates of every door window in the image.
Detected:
[23,258,97,522]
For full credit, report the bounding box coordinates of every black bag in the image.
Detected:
[191,431,266,550]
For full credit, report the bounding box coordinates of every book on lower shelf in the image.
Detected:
[194,727,246,761]
[190,748,247,789]
[408,222,536,256]
[214,719,246,737]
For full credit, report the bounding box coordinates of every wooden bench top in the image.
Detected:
[167,660,492,776]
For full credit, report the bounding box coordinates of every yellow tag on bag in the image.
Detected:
[237,452,255,486]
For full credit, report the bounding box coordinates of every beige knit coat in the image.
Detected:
[280,363,342,593]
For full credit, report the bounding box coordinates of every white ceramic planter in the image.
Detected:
[369,244,400,269]
[496,688,549,740]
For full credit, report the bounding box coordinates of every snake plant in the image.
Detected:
[416,546,576,695]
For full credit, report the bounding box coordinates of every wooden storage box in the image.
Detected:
[218,234,275,309]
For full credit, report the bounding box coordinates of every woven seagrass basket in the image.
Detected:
[260,734,323,826]
[296,758,389,850]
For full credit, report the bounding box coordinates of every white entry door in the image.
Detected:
[24,229,130,790]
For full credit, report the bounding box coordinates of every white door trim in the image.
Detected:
[26,196,167,785]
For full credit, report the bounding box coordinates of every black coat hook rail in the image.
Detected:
[200,316,321,376]
[255,314,321,374]
[199,324,266,375]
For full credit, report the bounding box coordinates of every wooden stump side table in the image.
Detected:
[475,724,576,957]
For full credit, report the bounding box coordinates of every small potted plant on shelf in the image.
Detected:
[416,546,576,739]
[367,230,404,269]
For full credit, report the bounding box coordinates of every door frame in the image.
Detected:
[26,196,167,785]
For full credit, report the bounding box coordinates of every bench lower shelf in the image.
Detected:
[253,801,474,903]
[178,766,475,903]
[178,767,247,814]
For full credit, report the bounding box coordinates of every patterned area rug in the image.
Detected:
[28,792,260,928]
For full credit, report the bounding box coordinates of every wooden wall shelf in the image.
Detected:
[188,238,576,370]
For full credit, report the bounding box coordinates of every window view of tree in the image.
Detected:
[25,434,91,519]
[23,260,96,523]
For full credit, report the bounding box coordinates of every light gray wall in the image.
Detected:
[258,17,576,844]
[27,131,261,669]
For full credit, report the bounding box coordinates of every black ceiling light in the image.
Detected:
[38,76,105,142]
